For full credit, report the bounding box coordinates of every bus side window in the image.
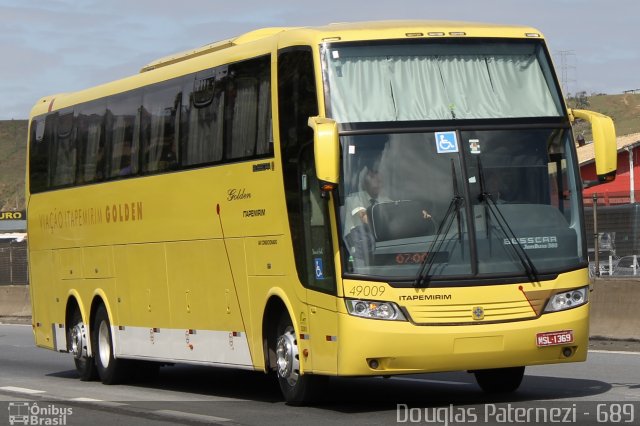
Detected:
[76,100,106,184]
[51,110,76,187]
[141,82,181,173]
[183,69,225,166]
[107,92,141,179]
[29,117,49,193]
[182,56,271,167]
[256,70,272,156]
[226,76,259,159]
[224,56,271,161]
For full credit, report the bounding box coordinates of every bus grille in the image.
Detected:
[404,299,543,325]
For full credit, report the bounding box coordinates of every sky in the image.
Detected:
[0,0,638,119]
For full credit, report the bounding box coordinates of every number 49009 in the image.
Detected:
[348,285,386,297]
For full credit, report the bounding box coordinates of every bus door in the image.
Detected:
[298,144,338,374]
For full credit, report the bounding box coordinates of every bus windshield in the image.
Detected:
[323,39,563,122]
[339,128,583,281]
[326,39,581,282]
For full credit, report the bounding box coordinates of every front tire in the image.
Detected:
[275,313,325,405]
[93,305,130,384]
[474,366,525,394]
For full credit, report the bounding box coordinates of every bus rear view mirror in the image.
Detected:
[570,109,617,185]
[308,116,340,189]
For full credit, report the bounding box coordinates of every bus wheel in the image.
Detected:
[275,314,324,405]
[474,366,525,393]
[68,309,97,381]
[93,305,129,385]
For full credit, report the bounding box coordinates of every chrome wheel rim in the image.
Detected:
[70,322,87,360]
[276,326,299,386]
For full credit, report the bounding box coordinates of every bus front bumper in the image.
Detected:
[335,304,588,376]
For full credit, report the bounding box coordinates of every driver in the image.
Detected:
[344,163,390,232]
[343,160,433,261]
[343,162,389,262]
[344,162,432,233]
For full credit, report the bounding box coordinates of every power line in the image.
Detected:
[555,50,576,96]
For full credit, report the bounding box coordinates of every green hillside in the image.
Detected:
[1,93,640,212]
[0,120,27,211]
[568,93,640,140]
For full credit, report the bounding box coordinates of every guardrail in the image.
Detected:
[590,278,640,341]
[0,285,30,318]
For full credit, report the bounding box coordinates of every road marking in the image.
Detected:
[155,409,232,423]
[0,386,46,394]
[589,349,640,355]
[70,397,128,407]
[387,377,472,386]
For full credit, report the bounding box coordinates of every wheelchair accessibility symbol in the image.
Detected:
[314,258,325,280]
[435,131,459,153]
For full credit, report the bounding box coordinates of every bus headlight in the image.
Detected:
[345,299,407,321]
[543,287,588,313]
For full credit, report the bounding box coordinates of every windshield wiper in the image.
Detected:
[477,159,539,283]
[414,160,463,287]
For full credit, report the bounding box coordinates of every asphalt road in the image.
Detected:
[1,324,639,426]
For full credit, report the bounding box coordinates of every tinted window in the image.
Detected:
[141,81,181,173]
[182,68,225,166]
[225,56,272,160]
[181,55,272,167]
[76,100,106,184]
[50,110,76,187]
[278,47,320,287]
[29,117,48,193]
[29,54,273,193]
[107,92,141,178]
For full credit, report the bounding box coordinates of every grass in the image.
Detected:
[0,120,27,211]
[569,93,640,140]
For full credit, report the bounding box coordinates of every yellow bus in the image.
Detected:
[26,21,617,404]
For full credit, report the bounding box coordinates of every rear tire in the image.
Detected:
[474,366,525,394]
[275,313,325,405]
[68,309,98,381]
[93,305,130,384]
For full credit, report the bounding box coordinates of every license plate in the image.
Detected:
[536,330,574,347]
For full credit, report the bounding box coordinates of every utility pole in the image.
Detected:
[555,50,576,97]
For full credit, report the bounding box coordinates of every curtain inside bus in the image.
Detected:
[324,41,563,122]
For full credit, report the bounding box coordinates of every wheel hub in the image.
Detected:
[276,326,299,386]
[70,323,88,360]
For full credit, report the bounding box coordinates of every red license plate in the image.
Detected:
[536,330,574,347]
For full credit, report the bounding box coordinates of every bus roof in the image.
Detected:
[30,20,544,118]
[140,21,543,72]
[140,27,292,73]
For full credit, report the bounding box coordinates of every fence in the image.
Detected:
[0,240,28,285]
[584,193,640,277]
